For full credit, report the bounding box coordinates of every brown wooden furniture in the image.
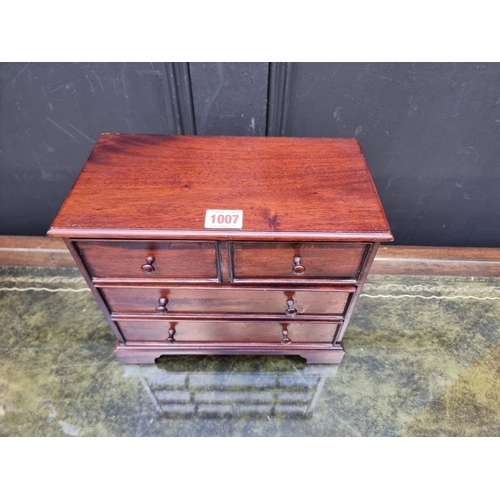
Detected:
[47,134,392,364]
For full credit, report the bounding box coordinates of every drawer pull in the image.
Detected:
[292,256,306,275]
[156,297,169,314]
[285,299,297,317]
[281,328,292,345]
[141,256,155,274]
[166,328,176,343]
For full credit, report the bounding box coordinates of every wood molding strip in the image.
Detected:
[46,228,393,241]
[266,62,294,136]
[111,313,344,322]
[1,237,500,276]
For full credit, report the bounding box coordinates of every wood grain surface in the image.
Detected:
[117,320,340,344]
[101,286,352,316]
[0,236,75,267]
[47,134,393,241]
[76,239,218,280]
[232,242,367,281]
[113,344,345,365]
[3,236,499,277]
[370,245,500,276]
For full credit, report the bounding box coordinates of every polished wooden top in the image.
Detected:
[48,134,392,241]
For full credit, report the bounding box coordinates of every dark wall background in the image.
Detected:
[1,62,499,246]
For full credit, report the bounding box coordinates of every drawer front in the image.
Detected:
[101,287,352,316]
[76,240,218,280]
[232,242,368,282]
[117,321,339,344]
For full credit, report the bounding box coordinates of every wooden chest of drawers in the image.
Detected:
[47,134,392,364]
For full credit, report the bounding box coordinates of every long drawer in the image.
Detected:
[117,320,341,344]
[100,286,353,316]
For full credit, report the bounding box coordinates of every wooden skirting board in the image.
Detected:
[0,236,76,268]
[371,246,500,276]
[0,236,499,276]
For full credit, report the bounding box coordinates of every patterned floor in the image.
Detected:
[0,266,499,436]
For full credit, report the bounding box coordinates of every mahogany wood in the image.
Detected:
[292,257,306,275]
[335,242,380,344]
[5,236,500,278]
[219,241,232,283]
[49,228,394,241]
[232,242,367,282]
[100,287,352,315]
[76,240,218,280]
[48,134,392,240]
[47,134,393,364]
[111,313,343,322]
[114,344,346,365]
[116,321,340,344]
[64,239,125,345]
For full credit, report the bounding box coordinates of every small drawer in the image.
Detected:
[117,320,340,344]
[231,242,368,283]
[101,287,352,316]
[75,240,218,281]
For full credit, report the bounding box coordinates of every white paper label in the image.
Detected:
[204,209,243,229]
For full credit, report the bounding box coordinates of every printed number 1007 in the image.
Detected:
[211,214,239,224]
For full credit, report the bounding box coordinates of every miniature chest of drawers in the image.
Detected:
[48,134,393,364]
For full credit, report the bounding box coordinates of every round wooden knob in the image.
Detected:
[281,328,292,345]
[141,256,155,274]
[156,297,168,314]
[292,256,305,275]
[166,328,176,343]
[285,299,297,317]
